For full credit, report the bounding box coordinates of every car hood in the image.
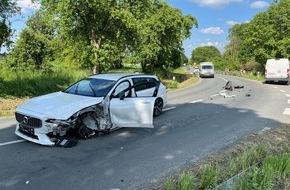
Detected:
[17,92,104,120]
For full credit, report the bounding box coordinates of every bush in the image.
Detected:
[245,58,264,74]
[163,80,178,90]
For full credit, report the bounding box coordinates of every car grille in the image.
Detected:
[15,112,42,128]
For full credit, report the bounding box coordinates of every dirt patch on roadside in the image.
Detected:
[0,97,29,117]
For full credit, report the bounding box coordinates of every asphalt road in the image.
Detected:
[1,75,289,190]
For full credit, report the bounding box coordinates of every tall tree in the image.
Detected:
[38,0,197,73]
[191,46,220,63]
[0,0,20,50]
[7,10,55,70]
[136,2,197,73]
[226,0,290,68]
[8,28,51,70]
[40,0,144,73]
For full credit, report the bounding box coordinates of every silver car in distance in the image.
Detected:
[15,73,167,146]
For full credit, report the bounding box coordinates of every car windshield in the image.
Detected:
[63,78,116,97]
[202,65,212,69]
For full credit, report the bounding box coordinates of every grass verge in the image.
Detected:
[217,70,265,82]
[0,67,91,117]
[0,97,29,117]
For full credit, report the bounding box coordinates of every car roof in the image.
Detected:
[200,62,213,65]
[88,73,156,81]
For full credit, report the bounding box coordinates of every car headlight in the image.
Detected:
[45,123,58,131]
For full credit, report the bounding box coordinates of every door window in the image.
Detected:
[112,81,131,98]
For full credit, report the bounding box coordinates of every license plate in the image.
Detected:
[19,124,34,135]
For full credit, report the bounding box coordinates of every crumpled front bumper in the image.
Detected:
[15,123,55,146]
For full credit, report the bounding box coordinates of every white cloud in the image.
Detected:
[226,20,239,26]
[188,44,194,48]
[250,1,270,9]
[200,27,224,35]
[188,0,242,8]
[16,0,40,13]
[200,41,219,47]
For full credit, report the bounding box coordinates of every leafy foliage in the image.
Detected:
[8,0,197,74]
[0,0,20,49]
[136,2,197,73]
[7,28,51,70]
[7,10,55,71]
[191,46,221,64]
[226,0,290,70]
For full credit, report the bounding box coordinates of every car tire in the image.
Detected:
[153,98,163,117]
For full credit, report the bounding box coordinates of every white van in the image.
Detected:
[265,58,290,84]
[199,62,214,78]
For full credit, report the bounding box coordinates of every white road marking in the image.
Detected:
[190,99,203,103]
[273,86,278,89]
[288,100,290,104]
[211,94,219,97]
[0,140,25,147]
[216,76,228,82]
[280,90,286,93]
[258,127,271,134]
[163,107,176,111]
[164,99,203,112]
[286,94,290,97]
[283,108,290,115]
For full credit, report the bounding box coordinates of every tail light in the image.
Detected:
[287,69,290,77]
[265,69,267,75]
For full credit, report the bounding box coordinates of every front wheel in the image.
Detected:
[153,98,163,117]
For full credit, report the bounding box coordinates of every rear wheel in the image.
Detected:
[153,98,163,117]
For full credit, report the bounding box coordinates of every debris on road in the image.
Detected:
[234,85,244,89]
[224,81,244,91]
[224,81,233,91]
[221,80,245,98]
[219,90,236,98]
[55,138,78,148]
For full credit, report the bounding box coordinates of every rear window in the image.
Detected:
[132,77,157,92]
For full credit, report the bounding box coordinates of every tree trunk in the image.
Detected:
[90,12,101,74]
[141,61,147,73]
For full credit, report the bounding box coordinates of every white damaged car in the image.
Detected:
[15,73,167,146]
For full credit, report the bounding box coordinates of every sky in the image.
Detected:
[1,0,272,58]
[165,0,272,57]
